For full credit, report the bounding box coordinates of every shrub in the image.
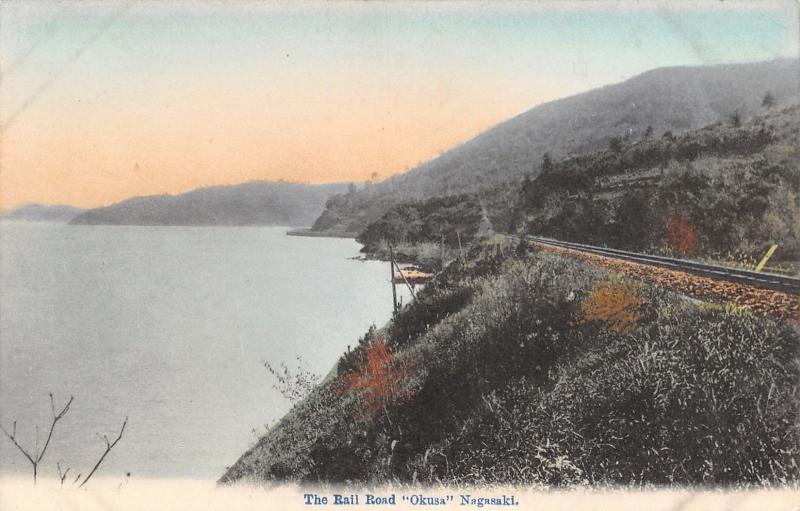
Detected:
[389,286,473,349]
[337,339,421,420]
[663,211,700,255]
[579,279,645,334]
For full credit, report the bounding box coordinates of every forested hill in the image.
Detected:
[311,59,800,236]
[512,103,800,264]
[70,181,350,227]
[348,103,800,268]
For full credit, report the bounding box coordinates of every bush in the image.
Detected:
[538,305,800,485]
[389,286,473,349]
[416,289,799,486]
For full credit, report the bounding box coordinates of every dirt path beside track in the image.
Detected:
[533,242,800,323]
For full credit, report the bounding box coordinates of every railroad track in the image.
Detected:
[526,236,800,295]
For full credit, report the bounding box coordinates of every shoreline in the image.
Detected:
[285,228,355,239]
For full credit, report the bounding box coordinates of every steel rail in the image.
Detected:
[525,236,800,294]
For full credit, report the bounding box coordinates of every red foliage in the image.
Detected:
[338,340,418,419]
[664,212,699,255]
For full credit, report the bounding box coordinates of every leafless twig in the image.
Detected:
[79,417,128,488]
[56,462,70,486]
[0,394,73,484]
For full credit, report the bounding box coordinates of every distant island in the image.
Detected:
[70,181,351,227]
[1,204,85,223]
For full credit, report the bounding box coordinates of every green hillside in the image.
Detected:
[512,104,800,264]
[350,103,799,271]
[311,59,799,237]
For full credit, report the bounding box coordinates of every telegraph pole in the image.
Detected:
[389,244,398,315]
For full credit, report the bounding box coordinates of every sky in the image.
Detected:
[0,0,797,210]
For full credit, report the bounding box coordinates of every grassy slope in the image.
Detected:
[221,239,799,487]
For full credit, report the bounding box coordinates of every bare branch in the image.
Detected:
[56,462,70,485]
[0,422,36,466]
[0,394,73,484]
[79,417,127,488]
[36,395,73,464]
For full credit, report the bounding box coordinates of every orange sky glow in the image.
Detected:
[1,1,796,210]
[1,74,560,209]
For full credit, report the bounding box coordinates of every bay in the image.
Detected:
[0,223,407,479]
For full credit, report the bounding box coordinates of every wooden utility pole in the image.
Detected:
[392,258,417,301]
[389,244,398,315]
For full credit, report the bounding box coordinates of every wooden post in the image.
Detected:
[392,258,418,301]
[389,244,398,315]
[755,244,778,272]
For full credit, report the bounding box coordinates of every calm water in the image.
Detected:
[0,223,407,479]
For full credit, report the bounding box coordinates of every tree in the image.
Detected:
[623,127,633,141]
[762,91,775,109]
[1,394,128,487]
[609,136,623,153]
[616,191,652,250]
[643,126,653,139]
[541,152,554,174]
[729,111,742,127]
[0,394,72,484]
